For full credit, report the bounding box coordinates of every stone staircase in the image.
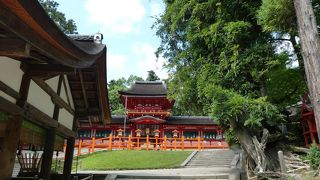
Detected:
[110,150,235,180]
[185,149,235,168]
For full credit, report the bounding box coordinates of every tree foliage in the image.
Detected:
[257,0,296,34]
[39,0,77,34]
[146,70,160,81]
[108,75,143,115]
[154,0,308,172]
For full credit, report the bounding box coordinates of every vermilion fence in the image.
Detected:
[74,134,228,156]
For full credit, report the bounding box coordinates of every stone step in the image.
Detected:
[187,163,230,165]
[117,178,228,180]
[115,174,229,179]
[186,165,230,167]
[190,159,233,162]
[184,150,235,169]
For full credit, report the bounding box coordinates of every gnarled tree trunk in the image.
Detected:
[294,0,320,141]
[230,119,279,173]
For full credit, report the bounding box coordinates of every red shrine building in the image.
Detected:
[78,81,225,142]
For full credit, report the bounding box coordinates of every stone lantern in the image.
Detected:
[146,128,150,135]
[172,129,179,138]
[154,129,160,138]
[135,129,142,137]
[117,128,123,137]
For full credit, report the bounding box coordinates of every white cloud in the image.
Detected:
[85,0,145,35]
[133,42,168,80]
[107,52,128,71]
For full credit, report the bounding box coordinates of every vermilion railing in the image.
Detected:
[73,134,228,156]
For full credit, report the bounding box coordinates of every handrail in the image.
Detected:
[73,135,228,156]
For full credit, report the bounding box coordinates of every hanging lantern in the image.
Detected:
[172,129,179,138]
[117,128,123,137]
[135,129,142,137]
[154,129,160,137]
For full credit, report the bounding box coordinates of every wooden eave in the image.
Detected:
[68,48,111,126]
[0,1,111,126]
[0,1,104,68]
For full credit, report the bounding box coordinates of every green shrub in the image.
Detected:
[306,143,320,169]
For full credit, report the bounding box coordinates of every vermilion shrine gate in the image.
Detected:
[77,81,228,152]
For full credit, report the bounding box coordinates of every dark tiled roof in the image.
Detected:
[111,115,126,124]
[166,116,218,125]
[68,34,94,42]
[119,81,167,96]
[129,115,166,123]
[111,115,218,125]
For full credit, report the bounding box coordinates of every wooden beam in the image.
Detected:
[25,103,76,138]
[69,81,96,85]
[56,124,77,138]
[16,73,31,107]
[0,115,24,179]
[62,75,71,106]
[0,96,23,116]
[75,108,101,118]
[25,103,58,128]
[53,75,63,120]
[31,77,75,115]
[0,39,55,63]
[0,38,30,57]
[0,81,20,99]
[79,70,89,108]
[72,90,97,94]
[22,63,78,75]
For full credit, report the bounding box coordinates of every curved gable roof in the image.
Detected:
[119,81,167,96]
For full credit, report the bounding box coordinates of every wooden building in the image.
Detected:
[0,1,110,179]
[78,81,224,143]
[300,93,319,147]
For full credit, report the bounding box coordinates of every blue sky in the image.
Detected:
[55,0,167,81]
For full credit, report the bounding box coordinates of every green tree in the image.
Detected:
[154,0,305,173]
[146,70,160,81]
[39,0,77,34]
[257,0,304,74]
[108,75,144,115]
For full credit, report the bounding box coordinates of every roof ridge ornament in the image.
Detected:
[94,32,103,44]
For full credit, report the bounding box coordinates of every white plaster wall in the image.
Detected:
[58,108,73,129]
[27,80,55,117]
[46,76,59,93]
[62,75,74,109]
[0,57,23,103]
[58,78,74,129]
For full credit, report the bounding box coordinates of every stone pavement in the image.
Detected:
[77,149,236,179]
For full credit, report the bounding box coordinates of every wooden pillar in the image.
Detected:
[63,137,75,180]
[39,128,56,180]
[0,72,32,178]
[0,115,24,179]
[108,134,113,151]
[91,137,95,153]
[40,75,63,179]
[78,139,82,156]
[146,135,149,151]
